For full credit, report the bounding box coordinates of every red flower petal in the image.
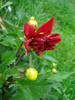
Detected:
[44,34,61,50]
[30,38,44,51]
[24,39,32,55]
[37,17,54,36]
[24,23,36,39]
[24,38,44,56]
[49,34,61,44]
[50,33,60,38]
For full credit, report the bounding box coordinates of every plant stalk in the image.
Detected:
[15,52,25,66]
[29,55,32,67]
[16,41,24,58]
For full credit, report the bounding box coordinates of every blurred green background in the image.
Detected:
[0,0,75,100]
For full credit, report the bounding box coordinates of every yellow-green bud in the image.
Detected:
[26,67,38,80]
[52,68,57,74]
[28,16,38,30]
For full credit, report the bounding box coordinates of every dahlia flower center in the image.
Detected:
[40,32,44,35]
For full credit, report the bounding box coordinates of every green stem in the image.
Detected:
[29,55,32,67]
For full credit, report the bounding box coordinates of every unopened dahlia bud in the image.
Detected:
[25,67,38,80]
[52,63,57,67]
[28,16,38,30]
[30,16,35,20]
[52,68,57,74]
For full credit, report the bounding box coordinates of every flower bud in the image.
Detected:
[26,67,38,80]
[52,68,57,74]
[52,63,57,67]
[28,16,38,30]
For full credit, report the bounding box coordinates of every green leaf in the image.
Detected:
[43,54,57,62]
[48,71,75,82]
[0,36,17,47]
[11,77,52,100]
[6,67,19,79]
[51,83,62,94]
[0,1,13,10]
[1,50,16,65]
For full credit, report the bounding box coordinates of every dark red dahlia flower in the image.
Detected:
[24,17,61,56]
[24,38,44,56]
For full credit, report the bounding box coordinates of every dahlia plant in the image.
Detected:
[0,16,61,100]
[15,16,61,80]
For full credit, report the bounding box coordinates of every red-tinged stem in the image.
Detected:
[16,41,24,58]
[15,52,25,66]
[29,55,32,67]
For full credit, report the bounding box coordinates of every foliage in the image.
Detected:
[0,0,75,100]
